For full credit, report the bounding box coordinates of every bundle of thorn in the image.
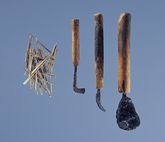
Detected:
[23,34,57,96]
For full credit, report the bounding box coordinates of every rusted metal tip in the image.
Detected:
[96,89,106,112]
[73,66,85,94]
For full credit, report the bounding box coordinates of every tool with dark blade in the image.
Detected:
[117,13,140,130]
[94,13,106,112]
[72,19,85,94]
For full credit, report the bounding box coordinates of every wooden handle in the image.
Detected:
[95,13,104,89]
[72,19,80,66]
[118,13,131,93]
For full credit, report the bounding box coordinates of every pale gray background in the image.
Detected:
[0,0,164,141]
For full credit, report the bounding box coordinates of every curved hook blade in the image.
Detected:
[96,89,106,112]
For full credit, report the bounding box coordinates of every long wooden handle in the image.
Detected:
[118,13,131,94]
[95,13,104,89]
[72,19,80,66]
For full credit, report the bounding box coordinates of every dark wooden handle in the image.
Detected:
[95,13,104,89]
[118,13,131,93]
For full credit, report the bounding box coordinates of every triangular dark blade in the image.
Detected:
[116,94,140,130]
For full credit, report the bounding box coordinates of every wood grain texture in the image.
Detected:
[72,19,80,66]
[95,13,104,89]
[118,13,131,93]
